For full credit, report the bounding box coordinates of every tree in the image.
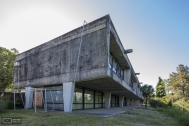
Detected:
[140,84,154,108]
[10,48,19,54]
[0,47,18,91]
[169,65,189,101]
[156,77,166,98]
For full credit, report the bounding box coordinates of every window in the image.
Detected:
[111,95,119,107]
[73,87,83,109]
[45,86,63,110]
[84,90,94,109]
[109,54,124,80]
[95,92,103,108]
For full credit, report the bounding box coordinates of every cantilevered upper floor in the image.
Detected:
[14,15,143,100]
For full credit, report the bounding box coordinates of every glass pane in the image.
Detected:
[95,92,102,103]
[74,88,83,103]
[73,104,83,109]
[111,96,115,103]
[46,90,63,103]
[84,104,94,109]
[95,104,102,108]
[84,90,94,103]
[109,55,113,65]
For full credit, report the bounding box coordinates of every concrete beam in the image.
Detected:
[63,82,75,112]
[124,49,133,54]
[104,92,111,108]
[25,87,33,109]
[119,96,124,107]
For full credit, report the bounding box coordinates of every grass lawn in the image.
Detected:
[0,108,179,126]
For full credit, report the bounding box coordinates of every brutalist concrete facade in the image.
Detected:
[14,15,144,112]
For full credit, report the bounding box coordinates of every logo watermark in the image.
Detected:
[1,117,22,124]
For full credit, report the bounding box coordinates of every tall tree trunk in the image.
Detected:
[145,98,148,109]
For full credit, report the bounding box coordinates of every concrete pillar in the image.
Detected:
[104,92,111,108]
[119,96,124,107]
[63,82,75,112]
[126,98,130,106]
[25,87,33,109]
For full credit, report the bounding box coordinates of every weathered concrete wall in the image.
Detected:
[14,15,110,87]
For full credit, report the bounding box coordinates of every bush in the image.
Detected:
[149,98,168,108]
[157,107,189,126]
[2,96,22,109]
[0,99,6,112]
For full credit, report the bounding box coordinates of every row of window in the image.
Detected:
[109,54,124,80]
[73,87,105,109]
[33,86,127,110]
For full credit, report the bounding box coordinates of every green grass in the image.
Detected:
[0,108,179,126]
[157,107,189,126]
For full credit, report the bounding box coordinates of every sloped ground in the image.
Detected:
[0,108,178,126]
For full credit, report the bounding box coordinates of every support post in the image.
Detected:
[119,96,124,107]
[35,88,36,113]
[50,90,55,110]
[14,89,15,111]
[44,88,47,112]
[63,82,75,112]
[104,92,111,108]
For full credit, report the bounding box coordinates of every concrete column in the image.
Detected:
[119,96,124,107]
[104,92,111,108]
[63,82,75,112]
[25,87,33,109]
[126,98,130,106]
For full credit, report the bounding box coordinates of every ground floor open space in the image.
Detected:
[24,81,142,112]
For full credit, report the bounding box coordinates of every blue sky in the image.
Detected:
[0,0,188,88]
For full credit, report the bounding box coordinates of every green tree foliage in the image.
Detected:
[0,47,18,91]
[165,64,189,111]
[140,84,154,108]
[169,65,189,100]
[156,77,166,98]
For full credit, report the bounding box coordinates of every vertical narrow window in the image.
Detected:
[109,55,113,69]
[84,90,94,109]
[73,87,83,109]
[113,59,117,73]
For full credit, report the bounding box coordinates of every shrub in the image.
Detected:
[149,98,168,108]
[3,96,22,109]
[0,99,6,112]
[157,107,189,126]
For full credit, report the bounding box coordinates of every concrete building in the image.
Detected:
[14,15,144,112]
